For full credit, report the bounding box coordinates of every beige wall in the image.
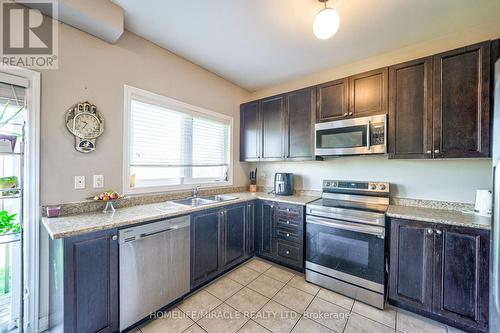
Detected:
[39,22,250,205]
[250,157,491,204]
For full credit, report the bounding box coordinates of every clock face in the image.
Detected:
[72,112,103,139]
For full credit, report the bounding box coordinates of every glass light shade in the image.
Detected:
[313,7,340,40]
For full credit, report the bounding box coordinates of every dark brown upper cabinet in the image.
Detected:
[240,101,260,161]
[432,41,490,158]
[316,78,349,122]
[240,89,315,162]
[389,57,433,159]
[285,87,316,160]
[349,67,389,118]
[260,95,285,160]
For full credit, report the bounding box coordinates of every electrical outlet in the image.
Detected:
[93,175,104,189]
[260,172,266,180]
[74,176,85,189]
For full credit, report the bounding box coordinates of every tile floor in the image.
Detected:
[134,258,466,333]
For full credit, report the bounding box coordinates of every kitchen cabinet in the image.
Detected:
[316,78,349,122]
[432,41,491,158]
[240,101,260,161]
[255,200,304,270]
[389,42,492,159]
[388,57,433,159]
[261,95,285,160]
[389,219,433,312]
[285,87,316,159]
[222,204,247,268]
[49,229,119,333]
[349,67,389,118]
[191,202,255,289]
[240,90,315,162]
[191,209,222,288]
[389,218,489,333]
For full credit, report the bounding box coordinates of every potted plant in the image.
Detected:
[0,101,24,153]
[0,211,20,234]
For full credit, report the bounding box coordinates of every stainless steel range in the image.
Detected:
[305,180,389,309]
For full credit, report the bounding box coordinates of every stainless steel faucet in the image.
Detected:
[192,185,201,197]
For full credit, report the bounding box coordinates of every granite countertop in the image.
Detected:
[387,205,491,230]
[41,191,320,240]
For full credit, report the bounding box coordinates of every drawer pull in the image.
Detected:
[286,221,290,224]
[286,233,290,237]
[286,250,290,254]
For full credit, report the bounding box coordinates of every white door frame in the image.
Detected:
[0,65,40,333]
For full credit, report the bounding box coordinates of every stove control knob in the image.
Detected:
[325,181,331,187]
[379,184,386,191]
[370,183,377,190]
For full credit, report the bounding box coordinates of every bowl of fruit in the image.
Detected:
[94,190,122,213]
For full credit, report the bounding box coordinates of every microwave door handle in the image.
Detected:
[306,216,384,237]
[366,120,371,150]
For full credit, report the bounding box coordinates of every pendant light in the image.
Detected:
[313,0,340,40]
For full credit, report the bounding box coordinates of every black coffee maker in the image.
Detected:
[274,173,294,196]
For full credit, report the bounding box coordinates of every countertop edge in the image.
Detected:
[42,192,320,240]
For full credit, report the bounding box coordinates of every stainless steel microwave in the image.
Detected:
[314,114,387,157]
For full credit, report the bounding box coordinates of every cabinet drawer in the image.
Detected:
[275,215,302,230]
[276,241,301,263]
[275,226,302,243]
[275,204,303,219]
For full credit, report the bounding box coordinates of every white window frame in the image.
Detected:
[123,85,234,195]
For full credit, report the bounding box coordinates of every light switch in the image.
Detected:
[74,176,85,189]
[93,175,104,188]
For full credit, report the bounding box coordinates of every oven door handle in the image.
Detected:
[306,216,385,238]
[366,119,371,150]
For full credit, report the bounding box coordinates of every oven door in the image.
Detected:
[314,115,386,156]
[305,215,385,289]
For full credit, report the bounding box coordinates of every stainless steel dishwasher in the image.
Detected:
[119,215,190,331]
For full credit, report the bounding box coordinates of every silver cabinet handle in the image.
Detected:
[427,228,434,235]
[435,229,442,235]
[348,112,353,116]
[434,150,440,154]
[286,233,290,237]
[286,250,290,254]
[426,150,432,154]
[112,235,118,241]
[344,113,348,117]
[286,221,290,224]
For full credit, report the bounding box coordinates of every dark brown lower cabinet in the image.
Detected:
[389,218,489,333]
[49,229,119,333]
[255,200,304,270]
[191,202,255,289]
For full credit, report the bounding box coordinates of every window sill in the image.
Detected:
[124,180,233,196]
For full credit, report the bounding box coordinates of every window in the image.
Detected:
[124,86,232,193]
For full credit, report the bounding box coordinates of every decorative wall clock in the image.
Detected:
[65,102,104,153]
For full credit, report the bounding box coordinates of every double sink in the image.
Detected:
[170,195,238,207]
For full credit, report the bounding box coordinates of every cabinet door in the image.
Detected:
[240,101,260,161]
[256,201,275,257]
[285,87,316,159]
[349,67,388,117]
[246,202,255,256]
[433,226,489,332]
[261,95,285,160]
[432,42,491,158]
[222,204,247,269]
[316,78,349,122]
[389,219,434,312]
[191,209,222,288]
[389,57,433,159]
[64,229,119,333]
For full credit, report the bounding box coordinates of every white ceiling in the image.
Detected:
[111,0,500,91]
